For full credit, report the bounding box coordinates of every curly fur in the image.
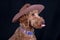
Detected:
[9,10,45,40]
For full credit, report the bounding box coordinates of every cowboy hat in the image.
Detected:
[12,4,45,23]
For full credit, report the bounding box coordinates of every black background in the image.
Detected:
[0,0,60,40]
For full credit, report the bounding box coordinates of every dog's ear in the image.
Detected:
[18,14,29,26]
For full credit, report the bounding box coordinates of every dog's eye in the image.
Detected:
[32,14,34,16]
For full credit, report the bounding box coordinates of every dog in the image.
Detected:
[9,3,45,40]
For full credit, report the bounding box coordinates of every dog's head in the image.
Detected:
[18,10,45,29]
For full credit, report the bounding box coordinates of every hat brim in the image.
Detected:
[12,4,45,23]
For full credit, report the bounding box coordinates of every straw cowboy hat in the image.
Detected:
[12,4,45,23]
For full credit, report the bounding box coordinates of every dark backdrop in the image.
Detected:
[0,0,60,40]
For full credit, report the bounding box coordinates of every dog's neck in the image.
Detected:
[19,23,34,35]
[19,23,34,31]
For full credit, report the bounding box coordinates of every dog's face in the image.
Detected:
[28,10,45,29]
[18,10,45,29]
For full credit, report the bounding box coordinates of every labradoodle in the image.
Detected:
[9,3,45,40]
